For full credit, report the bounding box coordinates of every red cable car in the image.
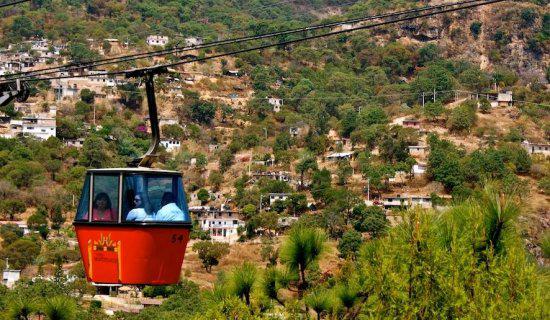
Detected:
[73,68,192,286]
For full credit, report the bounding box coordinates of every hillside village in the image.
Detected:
[0,0,549,318]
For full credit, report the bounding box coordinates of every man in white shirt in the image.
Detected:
[156,192,184,221]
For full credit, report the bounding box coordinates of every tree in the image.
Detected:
[338,230,363,260]
[273,132,292,152]
[43,296,77,320]
[1,238,41,269]
[50,205,66,233]
[67,42,99,64]
[410,65,455,102]
[162,124,184,140]
[336,160,353,186]
[0,199,26,221]
[295,155,318,189]
[79,136,109,168]
[311,169,332,203]
[4,297,38,320]
[286,193,308,216]
[218,149,234,171]
[208,171,224,192]
[357,106,388,127]
[459,68,491,91]
[229,262,257,306]
[479,98,491,114]
[190,101,216,124]
[279,225,326,297]
[305,290,334,320]
[424,101,444,121]
[351,204,388,238]
[447,102,477,133]
[197,189,210,205]
[80,89,95,104]
[192,241,230,272]
[418,43,440,66]
[470,22,482,39]
[118,83,143,110]
[27,211,48,239]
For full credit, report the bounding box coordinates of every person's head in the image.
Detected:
[161,192,175,207]
[133,193,144,208]
[94,192,112,210]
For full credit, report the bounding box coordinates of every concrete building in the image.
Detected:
[2,259,21,289]
[268,97,283,112]
[288,121,309,138]
[147,35,169,47]
[184,37,204,47]
[412,163,427,177]
[408,145,429,157]
[192,209,245,243]
[495,91,513,108]
[522,140,550,156]
[21,115,56,140]
[160,139,181,152]
[252,171,291,183]
[268,193,291,206]
[388,171,408,185]
[382,195,434,210]
[326,151,354,161]
[65,138,85,148]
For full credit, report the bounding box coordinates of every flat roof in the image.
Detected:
[86,168,181,175]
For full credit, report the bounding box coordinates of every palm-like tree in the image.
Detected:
[230,262,257,306]
[305,289,334,320]
[5,297,36,320]
[43,296,77,320]
[280,225,326,297]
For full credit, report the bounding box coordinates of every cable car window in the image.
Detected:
[122,174,190,222]
[91,174,119,222]
[75,174,91,221]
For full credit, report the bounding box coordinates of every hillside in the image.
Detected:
[0,0,549,318]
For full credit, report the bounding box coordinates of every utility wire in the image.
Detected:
[2,0,489,82]
[0,0,29,8]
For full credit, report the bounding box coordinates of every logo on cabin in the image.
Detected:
[92,233,119,252]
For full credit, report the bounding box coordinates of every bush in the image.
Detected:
[447,102,477,133]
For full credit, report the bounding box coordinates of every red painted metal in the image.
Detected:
[74,224,190,285]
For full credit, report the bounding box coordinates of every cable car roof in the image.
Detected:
[86,167,181,175]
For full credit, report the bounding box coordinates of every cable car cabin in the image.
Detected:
[73,168,192,286]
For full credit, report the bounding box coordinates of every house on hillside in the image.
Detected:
[412,163,427,178]
[2,260,20,289]
[326,151,354,161]
[402,118,421,129]
[268,193,291,206]
[408,145,429,157]
[192,208,244,243]
[252,171,291,183]
[147,35,169,47]
[268,97,283,112]
[289,121,309,138]
[184,37,204,47]
[20,114,56,140]
[522,140,550,156]
[494,91,513,108]
[65,138,85,148]
[160,139,181,152]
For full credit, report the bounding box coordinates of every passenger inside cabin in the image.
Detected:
[82,192,117,222]
[126,193,148,221]
[156,192,184,221]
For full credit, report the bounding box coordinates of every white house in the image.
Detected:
[184,37,204,47]
[522,140,550,156]
[20,114,56,140]
[160,139,181,152]
[268,97,283,112]
[326,151,354,161]
[268,193,291,206]
[382,195,434,209]
[252,171,291,183]
[65,138,85,148]
[278,216,299,227]
[2,262,21,289]
[494,91,513,108]
[193,210,245,244]
[412,163,427,177]
[147,35,169,47]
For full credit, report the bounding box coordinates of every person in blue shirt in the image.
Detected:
[126,194,148,221]
[156,192,184,221]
